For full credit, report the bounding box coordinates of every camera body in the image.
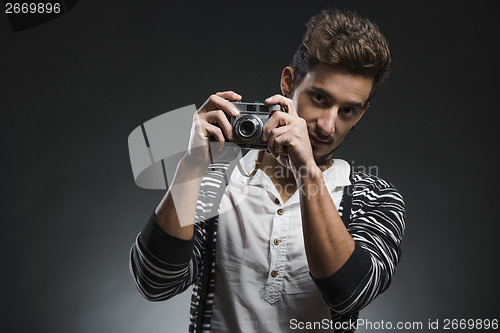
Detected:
[230,101,282,149]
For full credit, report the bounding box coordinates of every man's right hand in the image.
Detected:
[154,91,242,237]
[184,91,242,166]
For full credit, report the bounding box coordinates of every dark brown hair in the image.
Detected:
[291,8,392,99]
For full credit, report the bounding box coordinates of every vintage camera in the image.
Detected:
[229,101,282,149]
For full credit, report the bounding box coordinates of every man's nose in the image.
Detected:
[316,108,338,137]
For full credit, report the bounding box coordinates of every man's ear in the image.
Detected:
[280,66,295,97]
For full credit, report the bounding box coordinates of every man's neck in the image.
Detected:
[259,153,295,183]
[258,153,297,203]
[257,152,334,203]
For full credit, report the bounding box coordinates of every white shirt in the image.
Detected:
[211,150,352,332]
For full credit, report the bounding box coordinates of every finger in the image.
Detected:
[207,94,241,117]
[271,140,288,157]
[215,91,242,102]
[265,94,297,116]
[267,126,291,157]
[272,141,288,157]
[273,133,295,156]
[262,111,293,141]
[266,125,291,154]
[201,109,233,140]
[203,122,225,143]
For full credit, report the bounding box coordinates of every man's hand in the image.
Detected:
[185,91,242,166]
[154,91,242,238]
[262,94,319,178]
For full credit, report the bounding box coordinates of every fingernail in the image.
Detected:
[229,131,233,139]
[265,97,272,102]
[233,108,240,116]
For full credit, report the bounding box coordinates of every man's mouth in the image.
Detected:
[309,133,331,147]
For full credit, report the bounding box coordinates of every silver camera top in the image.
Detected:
[231,101,282,114]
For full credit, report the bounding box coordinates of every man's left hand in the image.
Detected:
[262,94,318,178]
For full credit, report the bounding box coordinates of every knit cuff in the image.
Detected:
[311,242,372,307]
[138,213,195,265]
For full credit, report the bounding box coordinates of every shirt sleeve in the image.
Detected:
[129,213,198,301]
[311,177,406,314]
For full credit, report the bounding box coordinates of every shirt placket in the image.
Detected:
[265,198,291,304]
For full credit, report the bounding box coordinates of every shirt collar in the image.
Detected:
[235,150,350,190]
[237,149,262,176]
[322,159,352,192]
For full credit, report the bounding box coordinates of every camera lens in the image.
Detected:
[239,119,257,138]
[234,115,263,142]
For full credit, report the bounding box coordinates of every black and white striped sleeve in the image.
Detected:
[129,213,198,301]
[312,174,406,314]
[129,161,230,303]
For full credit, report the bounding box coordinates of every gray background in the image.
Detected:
[2,1,499,332]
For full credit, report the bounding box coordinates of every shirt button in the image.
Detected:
[273,238,280,245]
[274,198,280,204]
[271,270,278,277]
[277,208,284,215]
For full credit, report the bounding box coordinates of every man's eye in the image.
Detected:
[341,107,356,116]
[312,93,325,103]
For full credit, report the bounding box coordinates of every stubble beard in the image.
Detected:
[312,140,345,168]
[313,148,335,167]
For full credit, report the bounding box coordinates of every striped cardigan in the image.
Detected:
[129,160,405,332]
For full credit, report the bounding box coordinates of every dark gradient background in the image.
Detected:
[2,1,499,332]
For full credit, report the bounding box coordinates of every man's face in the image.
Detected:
[290,64,373,167]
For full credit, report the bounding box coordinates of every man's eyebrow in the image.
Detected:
[308,86,365,108]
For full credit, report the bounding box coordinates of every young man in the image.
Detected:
[130,8,405,333]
